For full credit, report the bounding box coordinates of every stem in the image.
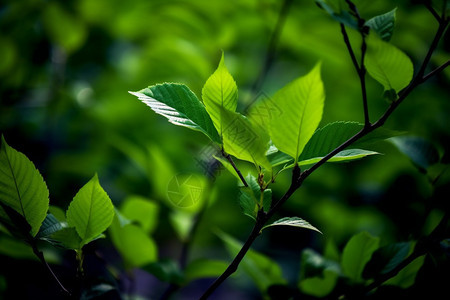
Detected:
[221,149,248,187]
[31,241,71,296]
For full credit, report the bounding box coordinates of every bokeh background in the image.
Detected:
[0,0,449,299]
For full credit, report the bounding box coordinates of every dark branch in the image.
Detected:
[222,149,248,187]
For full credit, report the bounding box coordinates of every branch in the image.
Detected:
[221,149,248,187]
[198,6,449,300]
[425,1,442,22]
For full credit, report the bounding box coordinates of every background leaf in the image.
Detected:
[120,195,159,234]
[0,136,49,237]
[365,8,397,41]
[363,242,412,279]
[390,136,440,172]
[130,83,220,143]
[66,174,114,247]
[109,212,158,268]
[365,33,413,94]
[202,53,238,139]
[268,63,325,163]
[184,259,228,283]
[341,231,380,282]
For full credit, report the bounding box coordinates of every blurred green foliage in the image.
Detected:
[0,0,449,299]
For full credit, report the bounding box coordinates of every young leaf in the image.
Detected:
[262,217,322,234]
[221,109,271,169]
[299,269,339,297]
[268,63,325,164]
[365,33,413,95]
[365,8,397,41]
[239,187,257,220]
[341,231,380,282]
[202,53,238,139]
[390,136,440,172]
[66,174,114,247]
[217,230,286,292]
[0,136,49,237]
[129,83,220,143]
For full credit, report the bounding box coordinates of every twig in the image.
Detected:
[425,1,442,22]
[31,241,71,296]
[221,149,249,187]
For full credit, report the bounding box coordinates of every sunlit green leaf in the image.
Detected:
[262,217,322,234]
[341,231,380,282]
[221,109,271,169]
[217,230,286,292]
[0,136,49,237]
[202,52,238,139]
[66,174,114,247]
[268,63,325,164]
[130,83,220,143]
[365,33,413,95]
[365,8,397,41]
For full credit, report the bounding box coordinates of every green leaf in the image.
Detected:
[363,242,412,280]
[184,259,228,282]
[315,0,358,29]
[202,52,238,139]
[217,230,286,292]
[48,205,66,222]
[365,8,397,41]
[109,213,157,268]
[120,195,159,234]
[221,109,271,169]
[262,217,322,234]
[48,226,82,250]
[390,136,440,172]
[384,255,425,288]
[262,189,272,213]
[341,231,380,282]
[298,149,379,166]
[0,201,32,240]
[239,187,257,220]
[0,136,49,237]
[268,63,325,164]
[36,213,63,238]
[129,83,220,143]
[66,174,115,247]
[0,234,35,260]
[365,33,413,95]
